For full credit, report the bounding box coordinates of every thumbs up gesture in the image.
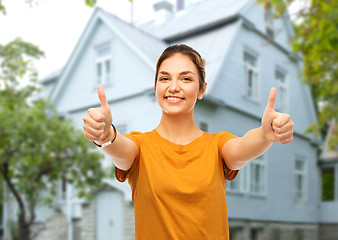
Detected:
[261,88,294,144]
[83,85,113,144]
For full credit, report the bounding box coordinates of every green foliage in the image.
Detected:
[321,168,335,201]
[258,0,338,146]
[0,38,113,239]
[85,0,97,7]
[8,220,20,240]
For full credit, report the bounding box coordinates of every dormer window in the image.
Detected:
[95,44,112,85]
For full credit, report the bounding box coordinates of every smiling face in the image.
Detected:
[155,53,206,116]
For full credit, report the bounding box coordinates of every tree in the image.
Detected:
[0,38,112,240]
[258,0,338,148]
[0,0,98,15]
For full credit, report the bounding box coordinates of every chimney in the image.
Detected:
[176,0,184,11]
[153,0,174,24]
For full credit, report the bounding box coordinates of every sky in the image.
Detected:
[1,0,303,80]
[0,0,159,79]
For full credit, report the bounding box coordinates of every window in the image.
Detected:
[275,69,287,112]
[227,155,265,195]
[229,228,242,240]
[271,229,281,240]
[321,167,335,201]
[295,159,306,202]
[250,155,266,195]
[199,121,209,132]
[227,172,242,192]
[96,44,112,85]
[251,228,262,240]
[294,229,304,240]
[244,51,259,100]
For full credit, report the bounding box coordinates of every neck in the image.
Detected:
[155,111,203,144]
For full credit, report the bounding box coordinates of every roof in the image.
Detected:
[171,21,240,94]
[39,67,63,84]
[138,0,251,41]
[320,119,338,162]
[100,8,167,64]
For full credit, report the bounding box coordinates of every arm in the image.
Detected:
[82,85,138,171]
[222,88,294,170]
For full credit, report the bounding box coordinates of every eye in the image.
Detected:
[159,77,169,81]
[183,77,192,81]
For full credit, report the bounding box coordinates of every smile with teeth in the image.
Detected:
[165,96,184,102]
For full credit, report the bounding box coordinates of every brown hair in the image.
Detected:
[154,44,206,91]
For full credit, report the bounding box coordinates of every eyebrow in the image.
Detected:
[159,71,196,76]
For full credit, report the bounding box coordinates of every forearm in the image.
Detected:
[225,126,272,170]
[95,129,137,170]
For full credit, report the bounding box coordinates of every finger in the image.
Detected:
[84,131,104,141]
[273,122,294,134]
[273,113,291,127]
[87,108,105,122]
[274,130,293,142]
[280,136,293,144]
[265,87,276,111]
[83,125,104,139]
[97,85,109,108]
[82,115,105,130]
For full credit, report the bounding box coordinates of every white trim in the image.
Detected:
[249,154,266,196]
[94,42,113,86]
[294,157,307,203]
[226,154,267,197]
[274,66,288,112]
[243,48,260,102]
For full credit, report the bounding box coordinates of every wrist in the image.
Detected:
[95,125,116,146]
[259,126,272,144]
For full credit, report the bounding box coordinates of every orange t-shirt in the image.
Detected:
[115,129,239,240]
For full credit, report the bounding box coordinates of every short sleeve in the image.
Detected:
[115,131,141,182]
[218,131,239,181]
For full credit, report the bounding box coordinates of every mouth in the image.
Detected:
[164,96,185,101]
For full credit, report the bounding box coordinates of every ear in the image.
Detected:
[198,82,207,99]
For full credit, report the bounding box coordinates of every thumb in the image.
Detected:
[265,87,276,111]
[97,85,109,108]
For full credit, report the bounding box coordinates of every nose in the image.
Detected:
[168,79,180,93]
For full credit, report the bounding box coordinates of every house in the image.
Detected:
[3,0,331,239]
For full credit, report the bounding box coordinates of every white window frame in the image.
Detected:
[95,43,113,86]
[243,50,259,101]
[249,155,266,195]
[294,157,307,203]
[226,154,266,196]
[275,67,288,112]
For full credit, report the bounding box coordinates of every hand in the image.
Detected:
[82,85,113,144]
[261,88,294,144]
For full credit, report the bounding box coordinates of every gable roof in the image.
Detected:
[48,1,245,103]
[49,7,167,103]
[139,0,251,41]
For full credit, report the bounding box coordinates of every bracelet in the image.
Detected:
[93,124,117,148]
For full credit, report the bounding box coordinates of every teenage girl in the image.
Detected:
[82,44,294,240]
